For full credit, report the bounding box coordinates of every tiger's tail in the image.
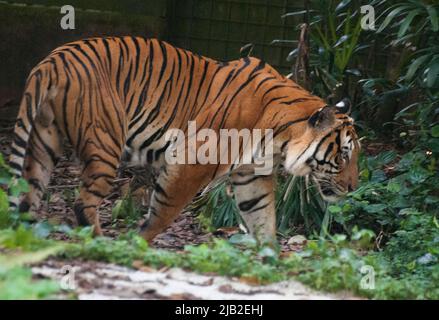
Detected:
[8,63,54,210]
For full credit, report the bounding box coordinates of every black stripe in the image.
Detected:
[154,141,170,161]
[154,195,174,207]
[10,146,25,158]
[84,187,107,199]
[238,193,268,212]
[126,65,173,147]
[13,134,27,149]
[28,178,43,192]
[32,127,59,165]
[254,76,277,92]
[9,161,22,173]
[229,57,252,83]
[232,175,262,186]
[84,156,118,171]
[156,40,168,87]
[115,41,125,95]
[213,60,266,129]
[129,39,154,121]
[59,54,73,144]
[247,202,270,214]
[131,36,141,80]
[263,95,288,110]
[273,117,308,137]
[323,142,335,161]
[187,59,209,120]
[280,98,312,105]
[102,38,113,72]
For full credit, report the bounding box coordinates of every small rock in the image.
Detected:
[287,235,307,246]
[417,253,437,265]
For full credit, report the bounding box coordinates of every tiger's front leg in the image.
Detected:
[140,163,214,242]
[231,170,276,245]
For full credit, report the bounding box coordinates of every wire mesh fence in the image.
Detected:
[167,0,302,74]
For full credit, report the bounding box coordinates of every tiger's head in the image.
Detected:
[284,99,360,202]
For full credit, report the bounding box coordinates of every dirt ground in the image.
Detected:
[32,259,359,300]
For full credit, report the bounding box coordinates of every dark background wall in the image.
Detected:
[167,0,298,72]
[0,0,300,113]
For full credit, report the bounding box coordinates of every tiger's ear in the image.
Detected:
[335,98,351,114]
[308,105,335,129]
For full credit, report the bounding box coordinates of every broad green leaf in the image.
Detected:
[426,59,439,88]
[364,203,387,213]
[377,6,410,33]
[395,102,421,119]
[406,54,431,81]
[328,205,342,214]
[345,68,361,76]
[371,170,387,183]
[431,125,439,137]
[408,167,431,184]
[112,199,123,220]
[426,5,439,31]
[0,190,10,228]
[333,35,349,48]
[428,138,439,152]
[332,234,347,244]
[377,150,398,165]
[397,9,421,37]
[335,0,351,13]
[398,208,421,216]
[387,181,401,193]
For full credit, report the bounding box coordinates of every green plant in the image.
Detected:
[281,0,371,100]
[0,223,64,299]
[377,1,439,88]
[191,174,328,237]
[0,267,60,300]
[276,175,327,236]
[190,181,242,231]
[0,153,30,229]
[112,189,146,227]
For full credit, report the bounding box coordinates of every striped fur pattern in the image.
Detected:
[9,37,359,243]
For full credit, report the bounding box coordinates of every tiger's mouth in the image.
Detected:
[312,177,347,202]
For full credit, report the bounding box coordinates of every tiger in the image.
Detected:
[8,36,360,244]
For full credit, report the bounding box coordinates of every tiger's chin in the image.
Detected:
[316,185,346,202]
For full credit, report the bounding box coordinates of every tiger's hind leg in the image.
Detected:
[19,119,63,214]
[74,130,124,236]
[230,170,276,245]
